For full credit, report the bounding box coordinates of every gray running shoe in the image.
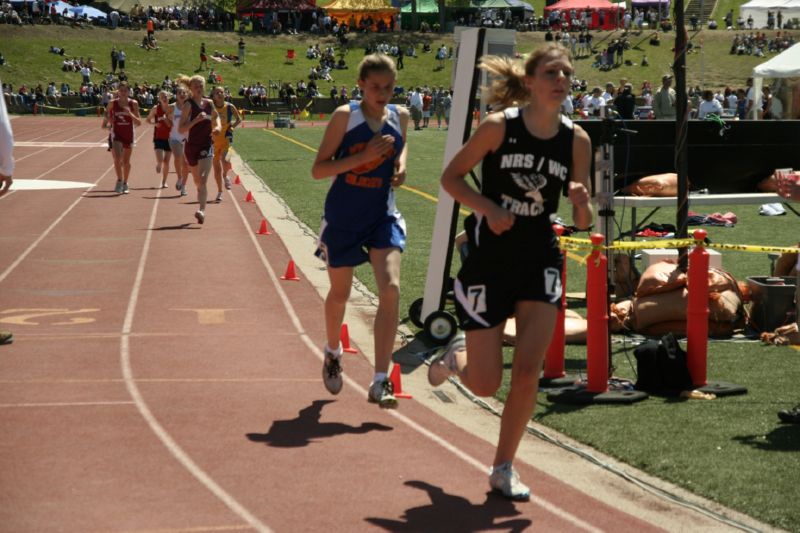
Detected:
[122,182,129,194]
[368,379,398,409]
[115,181,123,194]
[180,185,187,196]
[427,332,465,387]
[215,191,223,202]
[194,210,205,224]
[224,176,232,190]
[322,349,343,395]
[175,180,182,191]
[489,462,530,501]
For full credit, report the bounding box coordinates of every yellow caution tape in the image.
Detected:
[559,236,798,254]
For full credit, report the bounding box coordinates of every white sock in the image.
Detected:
[372,372,387,384]
[325,343,343,359]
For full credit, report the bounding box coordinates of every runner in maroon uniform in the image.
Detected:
[102,81,141,194]
[177,74,219,224]
[146,90,173,188]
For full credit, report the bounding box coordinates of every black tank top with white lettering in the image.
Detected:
[464,107,574,265]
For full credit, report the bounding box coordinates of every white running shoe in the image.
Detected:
[489,462,530,501]
[322,348,343,395]
[194,210,205,224]
[368,379,398,409]
[180,185,187,196]
[224,176,232,190]
[122,183,129,194]
[427,332,465,387]
[215,191,223,202]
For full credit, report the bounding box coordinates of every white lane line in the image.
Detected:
[120,192,273,533]
[0,128,149,283]
[15,141,107,148]
[227,189,604,533]
[0,401,134,408]
[14,147,50,163]
[0,163,113,284]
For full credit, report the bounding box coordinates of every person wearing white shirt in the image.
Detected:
[697,90,723,119]
[586,87,606,117]
[0,78,12,197]
[409,87,423,130]
[561,93,574,116]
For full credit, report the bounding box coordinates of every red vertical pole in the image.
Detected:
[687,229,709,387]
[586,234,609,393]
[544,225,567,379]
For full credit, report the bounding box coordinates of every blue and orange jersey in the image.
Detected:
[324,102,404,231]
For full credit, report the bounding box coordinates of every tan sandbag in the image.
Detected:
[610,300,632,332]
[757,174,778,192]
[773,248,799,277]
[502,311,587,345]
[705,268,739,293]
[638,320,740,337]
[708,290,742,323]
[622,173,679,197]
[630,288,688,329]
[614,254,640,298]
[636,261,686,297]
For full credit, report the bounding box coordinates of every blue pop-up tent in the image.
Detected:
[69,4,108,19]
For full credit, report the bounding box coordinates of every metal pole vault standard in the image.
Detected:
[419,28,516,338]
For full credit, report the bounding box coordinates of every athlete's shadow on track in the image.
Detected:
[150,223,200,231]
[245,399,392,447]
[83,190,121,198]
[365,480,532,532]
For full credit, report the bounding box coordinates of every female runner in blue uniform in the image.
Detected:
[429,44,593,499]
[311,54,409,409]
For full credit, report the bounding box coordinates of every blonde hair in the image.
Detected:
[176,74,205,92]
[357,53,397,81]
[481,44,571,110]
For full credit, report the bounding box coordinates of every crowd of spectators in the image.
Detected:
[560,75,786,121]
[730,31,796,56]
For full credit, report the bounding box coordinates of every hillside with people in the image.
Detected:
[1,0,797,120]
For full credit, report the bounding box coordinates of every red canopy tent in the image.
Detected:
[543,0,624,30]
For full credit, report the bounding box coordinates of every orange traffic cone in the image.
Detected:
[244,190,255,203]
[340,323,357,354]
[256,219,271,235]
[389,364,412,399]
[281,260,300,281]
[234,174,241,185]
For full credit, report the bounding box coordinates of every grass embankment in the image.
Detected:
[234,126,799,532]
[2,21,782,97]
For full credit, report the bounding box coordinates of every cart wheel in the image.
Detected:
[424,311,457,345]
[408,298,424,329]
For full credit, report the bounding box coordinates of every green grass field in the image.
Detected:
[234,125,799,531]
[1,19,780,98]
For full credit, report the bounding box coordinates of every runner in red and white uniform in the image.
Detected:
[146,90,172,188]
[102,81,141,194]
[177,74,219,225]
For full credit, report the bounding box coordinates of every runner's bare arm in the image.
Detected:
[569,125,593,230]
[441,112,513,235]
[211,103,221,135]
[311,105,394,180]
[230,105,242,130]
[392,106,410,187]
[178,101,193,134]
[129,102,142,127]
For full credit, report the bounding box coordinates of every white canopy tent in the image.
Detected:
[739,0,800,29]
[752,42,800,118]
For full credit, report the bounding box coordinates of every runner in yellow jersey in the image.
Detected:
[211,86,242,202]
